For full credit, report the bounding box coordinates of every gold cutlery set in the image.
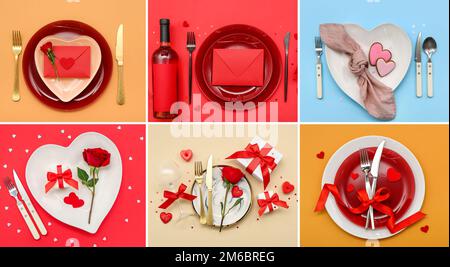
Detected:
[9,25,125,105]
[194,155,214,225]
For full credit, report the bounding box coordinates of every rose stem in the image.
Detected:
[88,167,97,224]
[219,184,231,232]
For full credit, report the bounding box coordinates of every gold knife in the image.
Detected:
[205,155,213,225]
[116,24,125,105]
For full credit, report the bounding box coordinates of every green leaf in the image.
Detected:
[85,178,99,188]
[77,168,89,182]
[226,198,244,214]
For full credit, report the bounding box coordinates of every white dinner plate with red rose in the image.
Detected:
[25,132,122,234]
[322,136,424,240]
[324,24,412,108]
[192,166,252,227]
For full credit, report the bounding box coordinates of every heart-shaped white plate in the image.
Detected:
[34,33,102,102]
[325,24,412,107]
[25,132,122,234]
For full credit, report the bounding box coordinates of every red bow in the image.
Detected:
[159,183,197,209]
[257,191,289,216]
[45,165,78,193]
[227,143,277,189]
[315,183,426,234]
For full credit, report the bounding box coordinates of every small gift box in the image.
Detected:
[257,191,288,216]
[45,165,79,193]
[227,136,282,189]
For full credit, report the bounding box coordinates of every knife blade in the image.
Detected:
[206,155,213,225]
[116,24,125,105]
[370,140,385,181]
[13,169,47,235]
[283,32,291,102]
[415,32,422,97]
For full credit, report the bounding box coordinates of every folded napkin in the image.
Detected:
[212,48,264,86]
[44,46,91,78]
[320,24,396,120]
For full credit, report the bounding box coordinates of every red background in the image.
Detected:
[0,125,146,247]
[148,0,298,122]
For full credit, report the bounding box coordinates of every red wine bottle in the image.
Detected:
[152,18,179,119]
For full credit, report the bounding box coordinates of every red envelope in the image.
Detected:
[43,46,91,78]
[212,48,264,86]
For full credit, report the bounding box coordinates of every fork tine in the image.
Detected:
[18,31,22,45]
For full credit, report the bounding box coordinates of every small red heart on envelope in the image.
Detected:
[316,151,325,159]
[180,149,193,162]
[420,225,429,233]
[282,182,295,194]
[231,185,243,198]
[387,167,401,182]
[160,212,172,224]
[60,57,76,70]
[64,192,84,208]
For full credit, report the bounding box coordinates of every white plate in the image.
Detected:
[34,33,102,102]
[192,166,252,227]
[25,132,122,234]
[325,24,412,108]
[322,136,425,240]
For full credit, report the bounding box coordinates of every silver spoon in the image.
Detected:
[423,37,437,97]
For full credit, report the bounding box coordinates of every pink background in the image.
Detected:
[0,125,146,247]
[148,0,298,122]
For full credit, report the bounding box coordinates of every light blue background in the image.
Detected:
[300,0,449,122]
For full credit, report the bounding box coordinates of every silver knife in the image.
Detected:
[284,32,291,102]
[116,24,125,105]
[365,140,386,230]
[415,32,422,98]
[205,155,213,226]
[13,169,47,235]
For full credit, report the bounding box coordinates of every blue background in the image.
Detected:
[300,0,449,122]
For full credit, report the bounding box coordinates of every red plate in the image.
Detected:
[334,147,415,228]
[195,24,282,104]
[22,20,112,110]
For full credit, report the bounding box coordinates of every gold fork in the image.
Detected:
[12,30,22,102]
[195,161,206,224]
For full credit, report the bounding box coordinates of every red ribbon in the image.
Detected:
[45,165,78,193]
[257,191,289,216]
[227,143,277,189]
[315,183,426,234]
[159,183,197,209]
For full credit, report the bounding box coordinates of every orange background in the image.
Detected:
[300,124,449,247]
[0,0,146,122]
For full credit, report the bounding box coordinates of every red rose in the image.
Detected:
[222,166,243,185]
[83,148,111,167]
[40,42,53,54]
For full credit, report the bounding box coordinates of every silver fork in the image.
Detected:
[12,30,23,102]
[315,36,323,99]
[4,177,40,240]
[186,32,196,105]
[359,148,375,230]
[194,161,206,224]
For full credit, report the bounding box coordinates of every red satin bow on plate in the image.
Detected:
[159,183,197,209]
[227,143,277,189]
[315,183,426,234]
[45,165,78,193]
[257,191,289,216]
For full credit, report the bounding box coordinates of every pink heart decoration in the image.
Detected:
[369,42,392,66]
[180,149,193,162]
[376,59,396,77]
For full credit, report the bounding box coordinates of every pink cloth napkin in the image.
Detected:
[320,24,396,120]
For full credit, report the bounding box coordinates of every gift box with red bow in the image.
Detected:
[45,165,79,193]
[227,136,282,189]
[257,191,289,216]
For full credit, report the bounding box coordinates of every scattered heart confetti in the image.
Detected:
[64,192,85,208]
[282,181,295,194]
[3,164,7,169]
[93,244,98,247]
[102,237,107,241]
[53,238,58,242]
[182,21,190,27]
[12,134,16,138]
[5,206,9,210]
[6,223,11,227]
[231,185,243,198]
[128,186,132,190]
[350,173,359,180]
[117,126,122,130]
[68,135,72,139]
[8,148,12,152]
[137,199,141,204]
[129,156,133,161]
[124,218,129,223]
[65,238,80,247]
[180,149,193,162]
[48,222,52,226]
[387,168,401,182]
[316,151,325,159]
[140,136,144,141]
[160,212,173,224]
[25,149,29,153]
[346,184,355,193]
[37,135,42,139]
[60,130,65,134]
[17,229,21,234]
[420,225,429,233]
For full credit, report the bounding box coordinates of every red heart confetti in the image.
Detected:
[387,167,401,182]
[160,212,172,224]
[420,225,429,233]
[282,181,295,194]
[231,185,243,198]
[182,21,190,27]
[316,151,325,159]
[63,192,84,208]
[350,173,359,180]
[60,57,75,70]
[346,184,354,193]
[180,149,193,162]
